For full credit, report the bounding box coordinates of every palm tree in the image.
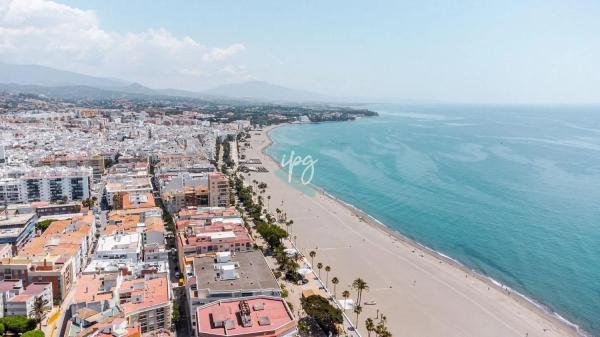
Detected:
[30,296,50,329]
[287,219,294,235]
[354,305,363,327]
[325,265,331,287]
[316,262,323,278]
[309,250,316,267]
[342,290,350,310]
[352,278,369,304]
[267,195,271,211]
[365,318,375,337]
[331,277,339,298]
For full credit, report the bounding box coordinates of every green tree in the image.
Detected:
[301,295,342,336]
[309,250,316,267]
[172,301,181,324]
[325,265,331,287]
[30,296,50,329]
[0,315,37,333]
[331,277,339,298]
[36,219,56,233]
[22,330,44,337]
[317,262,323,279]
[352,278,369,304]
[342,290,351,310]
[365,318,375,337]
[354,305,363,328]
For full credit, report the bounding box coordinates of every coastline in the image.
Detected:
[245,123,585,337]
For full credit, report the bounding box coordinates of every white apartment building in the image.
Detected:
[0,166,92,204]
[94,233,142,263]
[5,282,53,317]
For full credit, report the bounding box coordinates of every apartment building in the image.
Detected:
[0,255,74,300]
[186,251,280,330]
[0,166,92,204]
[0,213,37,253]
[19,214,96,274]
[0,279,24,317]
[94,233,142,263]
[5,282,53,317]
[38,155,106,181]
[71,273,121,314]
[118,275,172,333]
[196,296,297,337]
[208,173,230,207]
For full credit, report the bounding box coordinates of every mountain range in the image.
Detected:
[0,62,328,102]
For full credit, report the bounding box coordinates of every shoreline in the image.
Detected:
[245,123,585,337]
[262,123,588,337]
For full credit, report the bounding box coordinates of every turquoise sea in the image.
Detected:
[266,104,600,336]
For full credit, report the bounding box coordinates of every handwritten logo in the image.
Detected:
[281,150,318,185]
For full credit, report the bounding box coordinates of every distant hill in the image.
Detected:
[202,80,328,102]
[0,83,149,100]
[0,62,128,88]
[0,62,332,102]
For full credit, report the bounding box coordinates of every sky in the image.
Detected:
[1,0,600,103]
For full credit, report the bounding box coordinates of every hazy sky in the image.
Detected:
[1,0,600,103]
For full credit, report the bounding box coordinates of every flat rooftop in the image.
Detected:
[0,213,36,227]
[193,251,279,292]
[196,296,295,337]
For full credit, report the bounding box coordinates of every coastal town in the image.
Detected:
[0,92,386,337]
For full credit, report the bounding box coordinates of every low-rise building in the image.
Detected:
[94,233,142,263]
[118,275,172,334]
[0,255,74,300]
[195,296,296,337]
[0,279,24,317]
[0,213,37,254]
[71,273,121,314]
[6,282,53,317]
[186,251,280,330]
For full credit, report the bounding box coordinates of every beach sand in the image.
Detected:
[240,124,582,337]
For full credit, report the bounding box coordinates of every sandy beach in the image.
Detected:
[240,124,582,337]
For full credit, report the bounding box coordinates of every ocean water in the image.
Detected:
[266,104,600,336]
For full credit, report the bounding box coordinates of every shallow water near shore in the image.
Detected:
[266,103,600,336]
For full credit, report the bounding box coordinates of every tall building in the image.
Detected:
[0,166,92,204]
[38,155,106,181]
[208,173,229,207]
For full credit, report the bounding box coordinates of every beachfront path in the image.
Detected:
[240,125,580,337]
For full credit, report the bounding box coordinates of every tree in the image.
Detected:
[342,290,350,310]
[267,195,271,211]
[298,319,309,334]
[0,315,37,333]
[301,295,342,336]
[325,265,331,287]
[365,318,375,337]
[256,222,288,249]
[354,305,363,328]
[172,301,181,324]
[352,278,369,304]
[30,296,50,329]
[22,330,44,337]
[317,262,323,279]
[309,250,316,267]
[331,277,339,298]
[35,219,55,233]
